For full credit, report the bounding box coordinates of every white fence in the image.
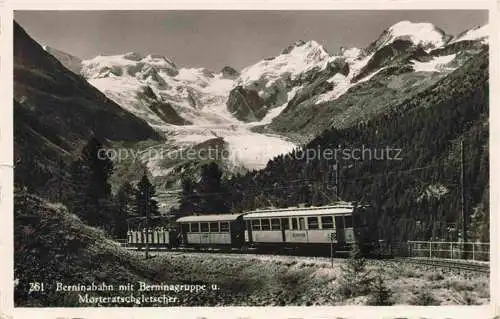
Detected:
[115,238,128,248]
[407,241,489,261]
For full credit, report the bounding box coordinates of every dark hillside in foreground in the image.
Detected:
[14,193,157,306]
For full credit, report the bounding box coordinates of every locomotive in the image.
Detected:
[126,203,378,256]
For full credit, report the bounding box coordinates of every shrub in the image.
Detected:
[337,244,373,299]
[367,271,394,305]
[411,288,440,305]
[424,272,444,281]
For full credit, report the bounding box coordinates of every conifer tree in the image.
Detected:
[69,137,114,227]
[113,181,137,238]
[135,172,158,259]
[177,175,200,217]
[136,173,159,218]
[197,162,229,213]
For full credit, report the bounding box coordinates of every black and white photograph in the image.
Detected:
[10,7,493,314]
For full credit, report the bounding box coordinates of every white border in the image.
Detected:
[1,1,498,318]
[1,3,14,319]
[490,2,500,319]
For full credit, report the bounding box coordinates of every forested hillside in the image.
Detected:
[215,50,489,243]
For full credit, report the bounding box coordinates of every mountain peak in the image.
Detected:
[371,20,449,52]
[82,51,179,79]
[282,40,306,54]
[220,65,239,78]
[123,51,145,61]
[143,54,178,70]
[282,39,327,56]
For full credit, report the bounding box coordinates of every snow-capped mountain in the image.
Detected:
[366,20,450,54]
[81,52,233,125]
[226,20,488,130]
[80,51,296,175]
[44,19,488,178]
[237,40,331,97]
[265,21,488,138]
[26,19,489,212]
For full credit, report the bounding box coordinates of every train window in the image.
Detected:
[321,216,334,229]
[220,222,230,232]
[299,217,305,230]
[271,218,281,230]
[191,223,199,232]
[307,217,319,229]
[281,218,290,230]
[251,219,261,230]
[292,218,298,230]
[261,219,271,230]
[200,222,209,232]
[344,216,353,228]
[209,222,219,232]
[181,223,190,233]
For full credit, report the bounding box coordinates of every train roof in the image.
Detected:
[176,213,245,223]
[243,205,354,219]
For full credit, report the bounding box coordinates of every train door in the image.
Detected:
[181,223,189,245]
[230,218,246,248]
[334,216,345,243]
[246,220,253,243]
[280,218,288,241]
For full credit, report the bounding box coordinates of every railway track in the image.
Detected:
[117,242,490,274]
[396,257,490,274]
[117,242,354,258]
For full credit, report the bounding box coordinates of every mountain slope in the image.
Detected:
[14,21,161,199]
[260,23,487,141]
[224,49,489,242]
[43,45,83,74]
[450,24,489,44]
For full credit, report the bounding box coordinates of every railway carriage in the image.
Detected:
[242,204,371,254]
[124,203,377,256]
[126,216,175,249]
[177,213,246,248]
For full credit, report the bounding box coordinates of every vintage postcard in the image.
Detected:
[1,0,498,318]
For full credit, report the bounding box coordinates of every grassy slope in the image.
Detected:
[14,193,157,306]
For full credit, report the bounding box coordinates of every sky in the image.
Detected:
[15,10,488,71]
